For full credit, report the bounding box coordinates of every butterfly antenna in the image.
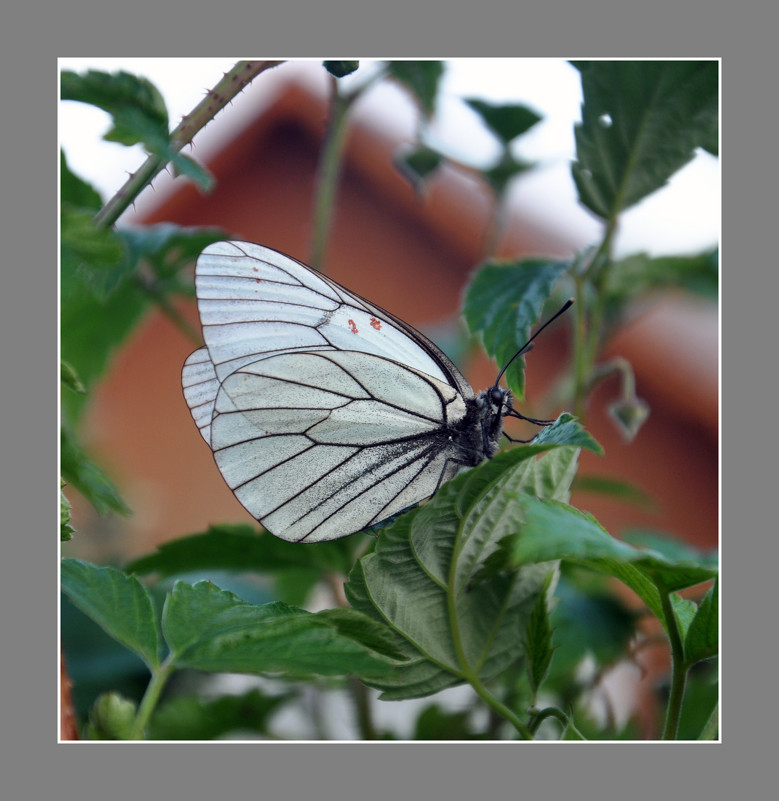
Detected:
[492,298,574,388]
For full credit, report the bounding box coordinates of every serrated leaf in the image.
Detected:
[162,582,395,677]
[571,60,719,219]
[126,523,356,578]
[61,558,161,670]
[60,426,131,516]
[684,577,718,665]
[147,689,293,740]
[387,61,444,118]
[464,98,542,146]
[463,258,569,398]
[344,448,566,700]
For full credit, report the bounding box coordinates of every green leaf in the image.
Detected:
[116,224,228,283]
[394,143,445,195]
[314,607,409,662]
[387,61,445,118]
[524,572,556,696]
[61,69,214,192]
[621,530,718,569]
[60,426,131,516]
[323,61,360,78]
[572,475,655,510]
[571,60,719,220]
[60,482,75,542]
[464,98,542,146]
[61,558,161,670]
[507,496,717,636]
[413,704,479,740]
[463,258,569,398]
[546,573,636,684]
[531,413,603,456]
[61,208,126,299]
[148,688,293,740]
[61,242,149,422]
[60,150,103,212]
[344,445,577,700]
[684,577,718,665]
[126,523,357,579]
[61,69,169,148]
[604,249,719,304]
[162,582,396,677]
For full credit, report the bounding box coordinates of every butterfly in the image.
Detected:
[182,241,572,543]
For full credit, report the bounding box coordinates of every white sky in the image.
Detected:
[59,58,719,258]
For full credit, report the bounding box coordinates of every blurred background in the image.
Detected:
[60,58,719,738]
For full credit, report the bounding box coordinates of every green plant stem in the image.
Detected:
[659,587,688,740]
[572,275,590,420]
[129,658,175,740]
[94,60,283,230]
[528,706,568,736]
[309,78,354,272]
[469,675,534,740]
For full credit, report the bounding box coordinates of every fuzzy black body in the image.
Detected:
[446,388,513,467]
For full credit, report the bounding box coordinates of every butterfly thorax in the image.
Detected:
[449,388,512,465]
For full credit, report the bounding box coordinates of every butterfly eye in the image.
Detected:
[489,387,505,408]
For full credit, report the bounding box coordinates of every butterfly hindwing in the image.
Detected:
[208,350,467,542]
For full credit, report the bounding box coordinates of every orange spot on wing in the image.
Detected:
[348,319,359,334]
[370,317,382,330]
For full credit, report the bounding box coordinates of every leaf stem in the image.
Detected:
[468,675,534,740]
[128,657,175,740]
[94,60,283,230]
[659,586,688,740]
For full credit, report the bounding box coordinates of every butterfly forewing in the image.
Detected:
[194,241,469,391]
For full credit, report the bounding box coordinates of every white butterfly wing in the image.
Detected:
[193,241,473,396]
[182,241,476,542]
[209,351,467,542]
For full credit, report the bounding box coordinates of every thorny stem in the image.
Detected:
[94,61,283,230]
